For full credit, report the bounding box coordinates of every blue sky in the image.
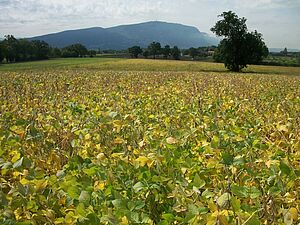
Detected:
[0,0,299,49]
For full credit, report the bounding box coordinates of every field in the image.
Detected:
[0,58,299,224]
[262,55,300,67]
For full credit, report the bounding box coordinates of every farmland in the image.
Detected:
[0,58,300,224]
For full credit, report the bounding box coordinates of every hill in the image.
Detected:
[29,21,219,50]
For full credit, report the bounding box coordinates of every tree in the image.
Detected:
[211,11,268,72]
[15,39,33,61]
[148,42,161,59]
[297,53,300,64]
[171,46,181,60]
[128,46,142,58]
[143,50,149,59]
[162,45,171,59]
[31,40,50,60]
[3,35,18,62]
[62,44,88,58]
[281,47,288,56]
[189,47,198,59]
[0,42,4,63]
[50,48,62,58]
[88,50,97,57]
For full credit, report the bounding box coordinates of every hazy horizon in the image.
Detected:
[1,0,299,49]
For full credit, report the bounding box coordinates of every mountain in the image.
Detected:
[29,21,219,50]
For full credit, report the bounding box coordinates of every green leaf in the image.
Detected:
[193,173,206,188]
[130,211,140,223]
[202,189,214,199]
[280,161,291,175]
[76,203,87,216]
[133,181,145,193]
[0,191,8,208]
[231,196,241,212]
[222,152,234,165]
[199,207,209,214]
[16,221,32,225]
[79,191,90,204]
[162,213,175,221]
[244,215,261,225]
[86,213,100,225]
[134,200,145,210]
[231,185,248,198]
[67,186,80,199]
[83,167,98,176]
[112,199,127,209]
[217,192,231,208]
[249,187,261,199]
[188,204,199,215]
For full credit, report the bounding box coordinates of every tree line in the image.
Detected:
[128,42,181,60]
[128,44,219,60]
[0,35,97,63]
[1,34,208,64]
[1,11,272,71]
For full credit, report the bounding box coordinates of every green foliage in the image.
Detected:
[148,42,161,59]
[142,50,149,59]
[162,45,171,59]
[128,46,143,58]
[171,46,180,60]
[0,35,51,63]
[61,43,88,58]
[189,47,198,59]
[0,62,299,224]
[31,40,51,60]
[211,11,268,71]
[0,42,4,63]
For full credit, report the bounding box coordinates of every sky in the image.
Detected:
[0,0,299,49]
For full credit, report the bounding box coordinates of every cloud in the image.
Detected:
[0,0,167,26]
[0,0,299,48]
[235,0,300,8]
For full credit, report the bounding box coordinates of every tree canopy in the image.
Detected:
[61,44,88,58]
[128,46,143,58]
[171,46,181,60]
[211,11,268,72]
[148,42,161,59]
[0,35,51,63]
[162,45,171,59]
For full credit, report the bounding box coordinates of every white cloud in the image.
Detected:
[0,0,299,48]
[0,0,167,25]
[230,0,300,9]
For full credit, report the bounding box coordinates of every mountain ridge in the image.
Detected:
[29,21,219,50]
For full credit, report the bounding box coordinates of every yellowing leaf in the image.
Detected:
[166,137,177,144]
[133,149,140,155]
[135,156,151,167]
[208,200,218,212]
[35,180,48,191]
[139,140,146,148]
[121,216,129,225]
[20,178,29,185]
[94,181,105,191]
[84,133,91,140]
[114,137,124,144]
[289,207,298,220]
[217,193,231,208]
[96,153,106,160]
[278,124,288,132]
[11,151,21,163]
[13,171,21,178]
